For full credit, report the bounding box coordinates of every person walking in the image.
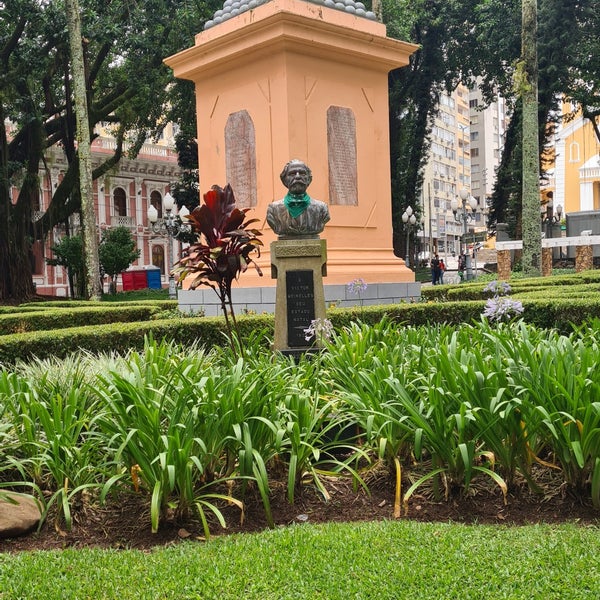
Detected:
[458,253,466,282]
[438,258,446,284]
[430,254,440,285]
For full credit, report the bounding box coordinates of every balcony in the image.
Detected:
[110,215,136,228]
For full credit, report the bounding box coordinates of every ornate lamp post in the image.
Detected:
[147,192,190,299]
[542,202,562,231]
[542,201,563,259]
[451,188,478,280]
[402,205,417,268]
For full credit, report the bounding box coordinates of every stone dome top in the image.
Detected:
[204,0,377,30]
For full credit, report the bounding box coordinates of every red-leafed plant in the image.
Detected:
[175,184,263,338]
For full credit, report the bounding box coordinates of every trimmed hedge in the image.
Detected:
[0,315,275,365]
[2,296,600,365]
[0,305,172,335]
[422,270,600,302]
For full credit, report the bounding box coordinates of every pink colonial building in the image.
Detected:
[29,133,181,297]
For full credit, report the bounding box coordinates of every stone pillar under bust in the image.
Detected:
[271,239,327,354]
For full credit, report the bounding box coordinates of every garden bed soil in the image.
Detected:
[2,470,598,553]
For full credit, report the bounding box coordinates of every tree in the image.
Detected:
[98,226,140,294]
[383,0,596,252]
[46,235,85,299]
[457,0,594,238]
[564,1,600,143]
[518,0,542,277]
[0,0,220,303]
[385,0,481,256]
[65,0,102,300]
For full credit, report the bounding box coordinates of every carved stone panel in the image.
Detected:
[327,106,358,206]
[225,110,257,208]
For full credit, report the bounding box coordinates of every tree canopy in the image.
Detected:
[383,0,599,250]
[0,0,219,302]
[2,0,599,301]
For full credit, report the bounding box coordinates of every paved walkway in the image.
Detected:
[422,248,497,286]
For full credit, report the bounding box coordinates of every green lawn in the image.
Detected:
[1,520,598,599]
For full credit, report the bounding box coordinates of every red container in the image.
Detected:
[121,270,148,291]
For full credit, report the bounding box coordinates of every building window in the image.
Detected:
[569,142,580,162]
[469,99,479,109]
[471,148,479,158]
[113,187,127,216]
[150,190,163,219]
[152,245,165,275]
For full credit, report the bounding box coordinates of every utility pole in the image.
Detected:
[65,0,102,300]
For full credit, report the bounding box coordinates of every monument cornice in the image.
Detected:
[165,0,418,78]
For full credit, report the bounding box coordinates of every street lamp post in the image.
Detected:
[542,202,562,234]
[402,205,417,268]
[542,202,563,259]
[451,188,478,280]
[147,192,191,299]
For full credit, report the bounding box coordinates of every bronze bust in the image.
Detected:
[266,160,330,239]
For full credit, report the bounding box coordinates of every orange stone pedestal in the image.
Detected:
[165,0,418,289]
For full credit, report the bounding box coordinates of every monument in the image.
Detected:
[268,159,329,352]
[165,0,420,314]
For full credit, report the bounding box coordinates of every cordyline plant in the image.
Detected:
[175,184,263,340]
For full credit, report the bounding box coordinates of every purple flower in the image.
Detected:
[304,318,334,343]
[347,278,368,296]
[483,297,524,322]
[484,280,511,297]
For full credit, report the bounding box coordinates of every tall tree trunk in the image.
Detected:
[65,0,102,300]
[0,104,37,303]
[520,0,542,276]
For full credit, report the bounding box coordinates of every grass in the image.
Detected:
[2,275,600,597]
[100,289,170,302]
[1,520,598,599]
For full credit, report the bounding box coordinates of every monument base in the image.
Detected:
[178,280,421,317]
[270,239,328,353]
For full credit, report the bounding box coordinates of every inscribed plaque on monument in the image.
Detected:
[286,270,315,347]
[225,110,257,208]
[327,106,358,206]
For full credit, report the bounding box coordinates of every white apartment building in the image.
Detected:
[420,84,508,259]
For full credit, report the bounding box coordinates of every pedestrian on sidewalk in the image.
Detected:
[430,254,441,285]
[439,258,446,284]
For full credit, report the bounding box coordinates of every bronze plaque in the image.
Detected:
[286,270,315,347]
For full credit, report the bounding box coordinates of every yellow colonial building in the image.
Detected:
[554,105,600,213]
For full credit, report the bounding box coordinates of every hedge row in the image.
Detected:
[422,270,600,302]
[2,297,600,365]
[0,314,273,365]
[0,304,173,336]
